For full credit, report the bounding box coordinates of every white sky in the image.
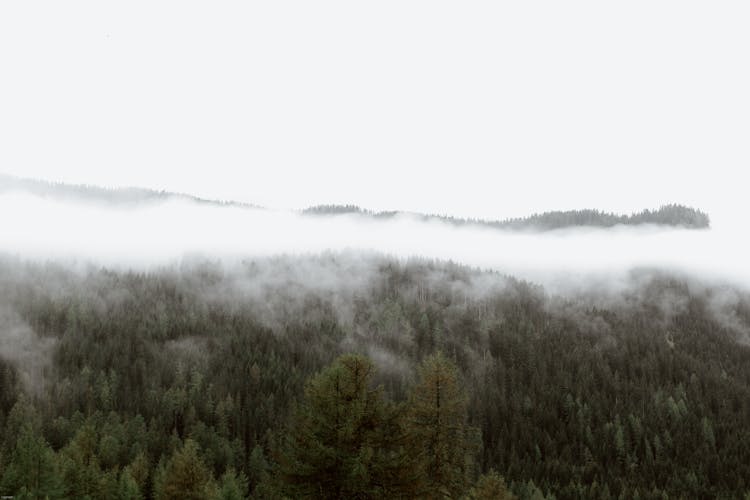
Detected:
[1,1,748,221]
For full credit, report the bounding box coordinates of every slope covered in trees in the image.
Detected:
[0,254,748,498]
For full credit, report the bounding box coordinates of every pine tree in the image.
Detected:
[59,424,106,499]
[124,451,150,496]
[405,352,479,498]
[470,470,516,499]
[277,354,413,499]
[0,423,63,499]
[247,444,269,492]
[116,469,143,500]
[154,439,215,500]
[216,468,248,500]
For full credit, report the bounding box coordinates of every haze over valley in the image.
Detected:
[1,175,744,294]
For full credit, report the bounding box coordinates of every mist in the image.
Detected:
[0,307,56,395]
[0,191,747,292]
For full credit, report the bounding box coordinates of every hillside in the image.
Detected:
[0,254,748,498]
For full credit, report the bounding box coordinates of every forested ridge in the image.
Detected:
[0,174,709,231]
[303,204,710,231]
[0,174,260,210]
[0,254,749,498]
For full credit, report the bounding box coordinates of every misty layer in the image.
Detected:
[0,308,55,395]
[0,189,744,291]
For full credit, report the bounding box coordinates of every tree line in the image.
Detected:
[303,204,710,230]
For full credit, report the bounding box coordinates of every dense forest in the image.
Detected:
[0,253,749,498]
[303,204,710,231]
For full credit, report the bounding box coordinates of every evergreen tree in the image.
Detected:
[116,469,143,500]
[277,354,413,499]
[154,439,216,500]
[216,468,248,500]
[0,423,62,499]
[59,424,106,499]
[405,352,479,498]
[470,470,516,499]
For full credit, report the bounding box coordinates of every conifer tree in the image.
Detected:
[116,469,143,500]
[216,468,248,500]
[59,424,106,499]
[277,354,413,499]
[154,439,215,500]
[0,423,62,499]
[405,352,479,498]
[470,469,516,499]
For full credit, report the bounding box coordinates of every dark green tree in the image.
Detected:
[405,352,479,498]
[277,354,413,499]
[0,423,62,499]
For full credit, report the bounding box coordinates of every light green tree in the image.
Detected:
[215,468,248,500]
[469,469,516,499]
[154,439,216,500]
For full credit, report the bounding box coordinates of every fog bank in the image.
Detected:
[0,192,747,291]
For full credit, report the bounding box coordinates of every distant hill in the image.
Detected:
[0,174,260,209]
[0,173,709,230]
[303,204,711,230]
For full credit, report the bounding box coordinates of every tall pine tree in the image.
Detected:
[405,352,479,498]
[277,354,414,499]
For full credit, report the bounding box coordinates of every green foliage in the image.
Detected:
[470,469,516,499]
[0,256,748,498]
[58,424,106,499]
[277,354,413,499]
[154,439,216,500]
[0,424,62,499]
[116,469,143,500]
[216,468,248,500]
[406,352,480,498]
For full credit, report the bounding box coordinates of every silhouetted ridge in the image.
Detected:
[303,203,710,230]
[0,173,260,209]
[1,173,710,230]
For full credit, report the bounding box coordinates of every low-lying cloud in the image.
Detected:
[1,192,748,291]
[0,307,56,394]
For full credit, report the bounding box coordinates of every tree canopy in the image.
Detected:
[0,255,748,498]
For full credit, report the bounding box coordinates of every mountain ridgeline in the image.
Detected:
[0,174,260,210]
[1,174,709,231]
[303,204,711,231]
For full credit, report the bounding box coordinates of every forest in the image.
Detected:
[303,204,710,231]
[0,253,748,499]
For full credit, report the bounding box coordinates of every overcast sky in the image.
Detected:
[1,1,748,221]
